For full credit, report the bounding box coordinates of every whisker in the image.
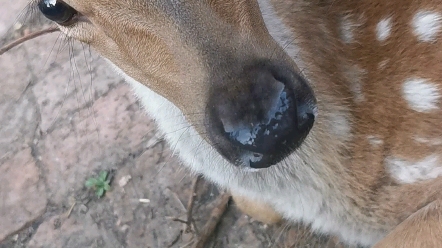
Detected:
[46,35,73,132]
[81,42,102,143]
[68,38,85,128]
[170,126,192,157]
[269,222,290,248]
[42,31,64,68]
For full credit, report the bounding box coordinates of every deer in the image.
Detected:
[13,0,442,247]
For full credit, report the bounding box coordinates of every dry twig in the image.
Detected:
[185,176,201,232]
[65,201,76,218]
[192,193,232,248]
[0,26,59,55]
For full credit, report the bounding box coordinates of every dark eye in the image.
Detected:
[38,0,77,25]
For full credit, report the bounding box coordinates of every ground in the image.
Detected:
[0,1,344,247]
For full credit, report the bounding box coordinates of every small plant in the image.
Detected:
[85,170,111,198]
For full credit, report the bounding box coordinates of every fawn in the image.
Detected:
[29,0,442,247]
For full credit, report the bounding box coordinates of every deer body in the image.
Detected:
[33,0,442,246]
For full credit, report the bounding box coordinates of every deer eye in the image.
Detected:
[38,0,77,25]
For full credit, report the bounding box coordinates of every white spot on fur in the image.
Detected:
[378,59,389,70]
[414,136,442,146]
[343,64,366,103]
[330,114,352,141]
[340,15,358,43]
[402,77,440,112]
[412,11,442,42]
[376,17,392,42]
[367,135,383,146]
[386,154,442,184]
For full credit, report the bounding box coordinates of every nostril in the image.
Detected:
[297,102,317,130]
[207,61,316,169]
[224,83,315,157]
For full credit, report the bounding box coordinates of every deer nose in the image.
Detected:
[207,61,317,169]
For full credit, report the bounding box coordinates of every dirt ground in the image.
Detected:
[0,1,346,247]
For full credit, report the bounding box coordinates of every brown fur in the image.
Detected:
[231,193,283,224]
[374,199,442,248]
[274,0,442,231]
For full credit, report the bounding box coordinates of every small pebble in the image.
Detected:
[118,175,132,187]
[79,204,88,214]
